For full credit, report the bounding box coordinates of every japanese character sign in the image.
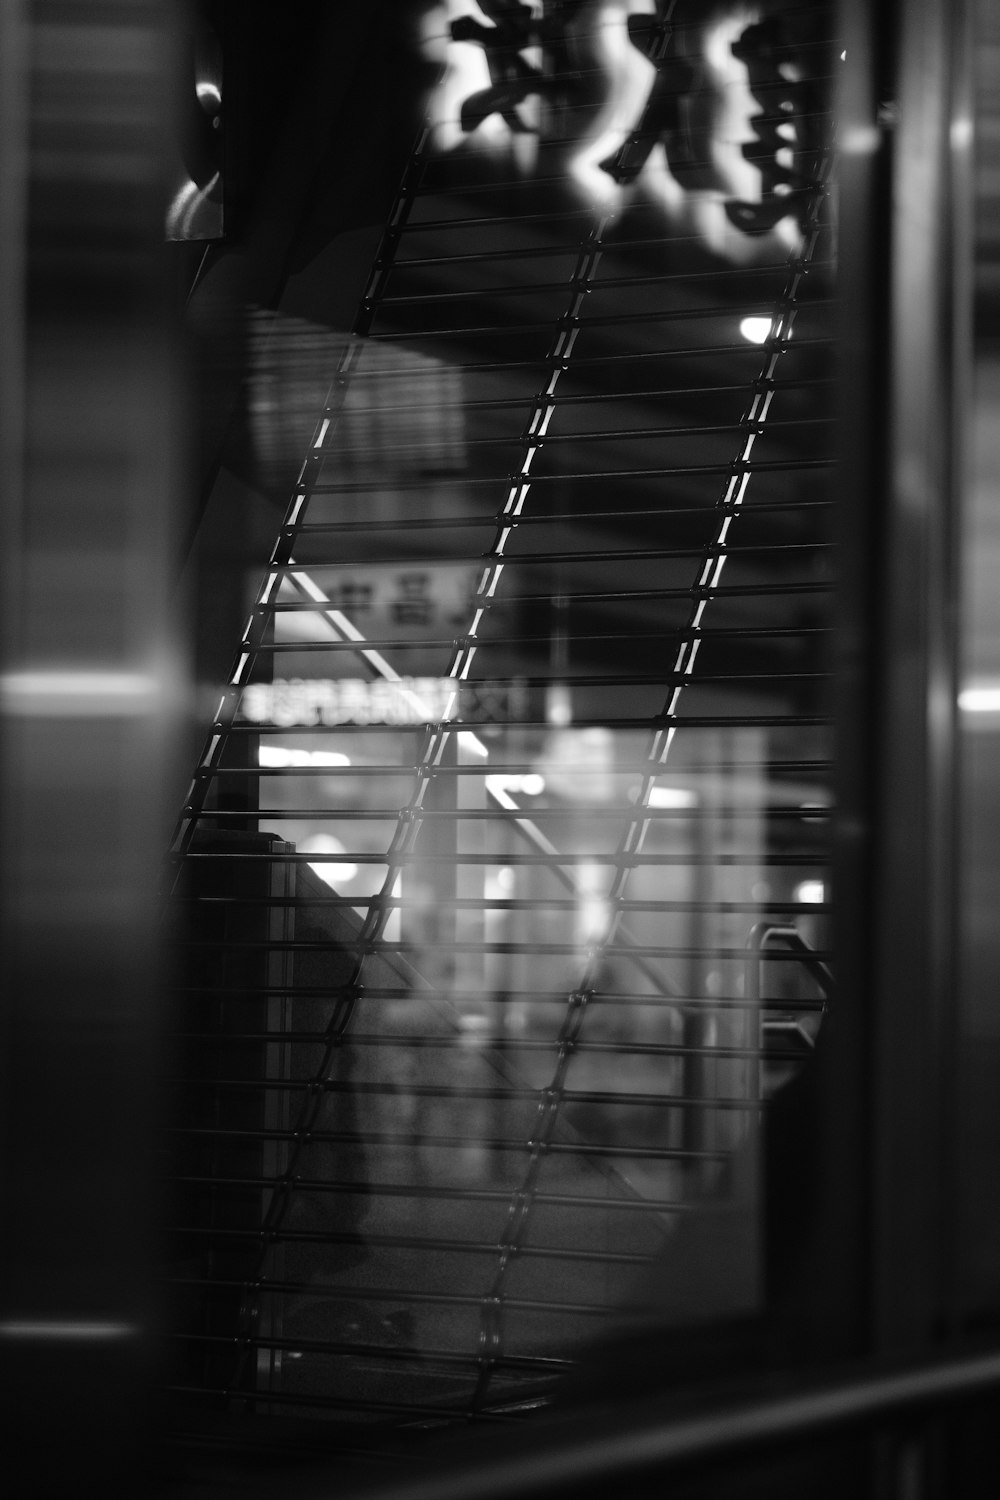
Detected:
[423,1,834,260]
[279,564,492,638]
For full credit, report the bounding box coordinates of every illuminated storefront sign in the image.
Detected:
[241,677,520,727]
[275,564,497,652]
[296,565,482,635]
[423,1,833,260]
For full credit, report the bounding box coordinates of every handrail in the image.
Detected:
[746,920,835,1013]
[323,1344,1000,1500]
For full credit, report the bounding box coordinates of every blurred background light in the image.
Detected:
[299,833,359,887]
[794,879,826,904]
[959,684,1000,712]
[258,746,351,768]
[740,316,773,344]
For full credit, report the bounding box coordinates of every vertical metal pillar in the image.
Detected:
[835,0,971,1481]
[0,2,186,1490]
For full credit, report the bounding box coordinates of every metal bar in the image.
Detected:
[167,850,821,873]
[172,1330,570,1373]
[165,1128,728,1161]
[208,757,834,776]
[294,500,835,532]
[170,1078,782,1109]
[166,1037,817,1061]
[167,986,825,1010]
[177,940,830,963]
[167,1275,620,1315]
[255,631,832,653]
[392,249,831,284]
[328,1347,1000,1500]
[173,852,829,870]
[171,897,832,914]
[167,983,826,1007]
[204,805,830,823]
[391,247,829,281]
[364,313,834,344]
[272,545,833,571]
[326,378,833,407]
[305,457,834,492]
[265,580,834,604]
[864,0,966,1360]
[298,418,834,459]
[171,1232,667,1262]
[376,278,835,310]
[166,1179,692,1209]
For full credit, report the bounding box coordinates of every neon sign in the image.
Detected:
[423,1,834,261]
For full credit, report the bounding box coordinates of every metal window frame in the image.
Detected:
[833,0,970,1365]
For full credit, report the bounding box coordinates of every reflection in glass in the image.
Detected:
[166,2,837,1433]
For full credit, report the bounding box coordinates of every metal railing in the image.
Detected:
[317,1342,1000,1500]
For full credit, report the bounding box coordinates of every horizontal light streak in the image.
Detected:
[647,786,699,809]
[0,670,161,716]
[0,1319,137,1342]
[959,685,1000,712]
[258,747,351,769]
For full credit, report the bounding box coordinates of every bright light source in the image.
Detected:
[840,124,880,156]
[258,747,350,768]
[959,686,1000,712]
[484,864,516,902]
[648,786,698,809]
[794,879,826,904]
[458,731,489,759]
[739,316,772,344]
[546,681,572,728]
[300,834,358,887]
[485,772,547,804]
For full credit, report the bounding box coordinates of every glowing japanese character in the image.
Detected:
[598,11,696,188]
[723,14,828,236]
[450,1,542,134]
[333,581,373,617]
[448,1,589,137]
[391,573,433,627]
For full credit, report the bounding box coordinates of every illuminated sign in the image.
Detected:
[240,677,521,727]
[423,1,834,260]
[278,564,493,640]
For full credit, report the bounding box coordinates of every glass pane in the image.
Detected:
[166,0,838,1440]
